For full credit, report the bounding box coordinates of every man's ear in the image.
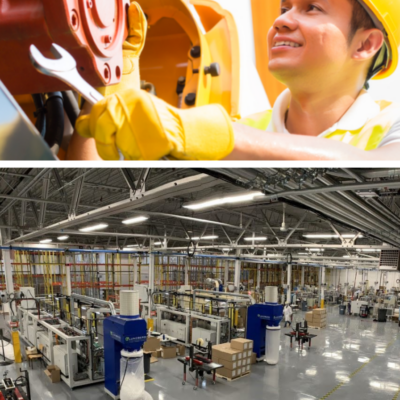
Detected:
[352,28,385,62]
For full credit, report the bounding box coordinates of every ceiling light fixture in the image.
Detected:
[244,237,267,241]
[57,235,69,241]
[356,249,381,253]
[308,248,325,252]
[191,235,219,240]
[303,234,363,238]
[184,192,264,210]
[40,239,52,244]
[122,216,148,225]
[79,223,108,233]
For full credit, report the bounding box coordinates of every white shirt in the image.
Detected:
[266,89,400,148]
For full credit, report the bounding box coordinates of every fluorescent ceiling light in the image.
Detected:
[79,223,108,233]
[57,235,69,241]
[222,248,231,251]
[153,241,162,245]
[356,249,381,253]
[244,237,267,241]
[298,252,309,255]
[126,244,139,247]
[303,234,363,239]
[308,248,325,252]
[343,255,351,258]
[191,235,219,240]
[122,216,148,225]
[40,239,52,244]
[184,192,264,210]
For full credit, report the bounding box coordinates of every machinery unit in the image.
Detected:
[246,290,283,361]
[160,320,187,342]
[53,345,78,377]
[192,327,217,346]
[0,0,130,95]
[104,290,147,400]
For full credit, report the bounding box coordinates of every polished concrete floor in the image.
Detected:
[3,305,400,400]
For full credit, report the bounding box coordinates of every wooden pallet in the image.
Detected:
[216,372,250,382]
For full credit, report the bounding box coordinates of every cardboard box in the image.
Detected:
[45,365,60,383]
[26,348,38,356]
[161,345,176,359]
[243,357,251,365]
[177,344,186,356]
[151,349,162,358]
[238,352,243,359]
[231,338,253,351]
[251,352,257,364]
[217,367,238,379]
[305,312,314,322]
[214,358,237,370]
[313,308,327,315]
[143,337,161,352]
[212,346,242,362]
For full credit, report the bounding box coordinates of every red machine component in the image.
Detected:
[0,0,129,95]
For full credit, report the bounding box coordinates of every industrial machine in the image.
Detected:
[178,343,223,390]
[0,370,31,400]
[104,290,147,400]
[246,287,283,362]
[284,322,317,350]
[16,293,115,389]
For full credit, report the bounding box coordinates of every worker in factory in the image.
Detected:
[283,302,293,327]
[71,0,400,161]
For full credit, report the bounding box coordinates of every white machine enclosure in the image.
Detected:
[53,345,78,377]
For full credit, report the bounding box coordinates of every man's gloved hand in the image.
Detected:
[75,88,235,160]
[97,1,147,96]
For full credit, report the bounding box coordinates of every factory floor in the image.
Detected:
[2,305,400,400]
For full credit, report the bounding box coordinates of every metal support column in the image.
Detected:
[301,266,305,287]
[3,249,14,294]
[256,264,261,290]
[287,263,292,304]
[346,268,349,296]
[184,258,189,286]
[234,250,241,293]
[133,257,138,286]
[149,241,155,292]
[224,260,229,287]
[321,267,326,308]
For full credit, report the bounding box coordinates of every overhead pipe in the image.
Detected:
[193,289,256,305]
[70,293,116,315]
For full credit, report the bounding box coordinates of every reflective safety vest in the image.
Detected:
[238,100,400,151]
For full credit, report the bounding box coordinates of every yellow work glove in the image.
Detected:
[75,88,235,160]
[97,1,147,96]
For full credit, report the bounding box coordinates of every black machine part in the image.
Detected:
[0,369,31,400]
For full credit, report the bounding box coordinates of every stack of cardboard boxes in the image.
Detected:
[305,308,327,328]
[212,338,253,380]
[143,336,186,359]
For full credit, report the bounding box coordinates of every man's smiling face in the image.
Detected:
[267,0,355,87]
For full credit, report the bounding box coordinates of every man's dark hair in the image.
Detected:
[348,0,376,42]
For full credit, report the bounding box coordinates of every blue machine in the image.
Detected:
[246,303,284,358]
[104,315,147,399]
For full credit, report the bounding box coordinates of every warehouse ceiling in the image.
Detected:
[0,168,399,269]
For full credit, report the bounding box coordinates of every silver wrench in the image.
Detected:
[29,43,104,106]
[29,43,124,159]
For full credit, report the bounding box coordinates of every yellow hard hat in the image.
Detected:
[358,0,400,79]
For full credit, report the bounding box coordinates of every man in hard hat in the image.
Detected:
[72,0,400,160]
